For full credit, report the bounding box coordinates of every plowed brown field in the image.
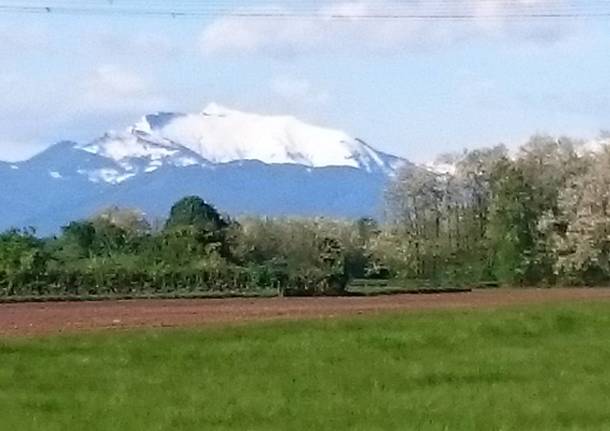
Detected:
[2,288,610,336]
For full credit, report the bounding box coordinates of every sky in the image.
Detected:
[1,0,610,163]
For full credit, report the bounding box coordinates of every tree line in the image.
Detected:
[0,196,375,297]
[385,134,610,286]
[2,134,610,298]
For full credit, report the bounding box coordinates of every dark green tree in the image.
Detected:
[58,221,97,259]
[165,196,227,232]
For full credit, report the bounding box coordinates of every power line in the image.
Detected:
[3,0,610,9]
[1,7,609,20]
[2,1,610,20]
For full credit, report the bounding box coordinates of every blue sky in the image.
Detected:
[1,0,610,162]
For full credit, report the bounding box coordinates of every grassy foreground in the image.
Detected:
[1,303,610,430]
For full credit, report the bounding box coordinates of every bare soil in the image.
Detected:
[1,288,610,337]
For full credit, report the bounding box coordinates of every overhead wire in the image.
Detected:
[1,0,610,20]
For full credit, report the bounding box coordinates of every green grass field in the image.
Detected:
[1,303,610,430]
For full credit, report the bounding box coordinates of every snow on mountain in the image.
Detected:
[75,129,206,184]
[78,131,177,162]
[127,104,401,174]
[59,104,403,185]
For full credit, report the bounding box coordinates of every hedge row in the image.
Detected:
[0,266,348,298]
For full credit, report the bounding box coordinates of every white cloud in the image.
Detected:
[270,77,331,105]
[0,22,179,160]
[86,65,149,97]
[200,0,573,57]
[0,65,164,118]
[201,7,325,57]
[0,64,169,161]
[81,64,166,112]
[93,30,181,61]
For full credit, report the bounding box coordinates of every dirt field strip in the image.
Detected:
[1,288,610,337]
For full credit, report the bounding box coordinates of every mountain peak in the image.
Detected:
[128,104,402,173]
[9,105,405,189]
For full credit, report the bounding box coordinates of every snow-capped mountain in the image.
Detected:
[0,105,408,233]
[145,104,400,173]
[71,103,401,182]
